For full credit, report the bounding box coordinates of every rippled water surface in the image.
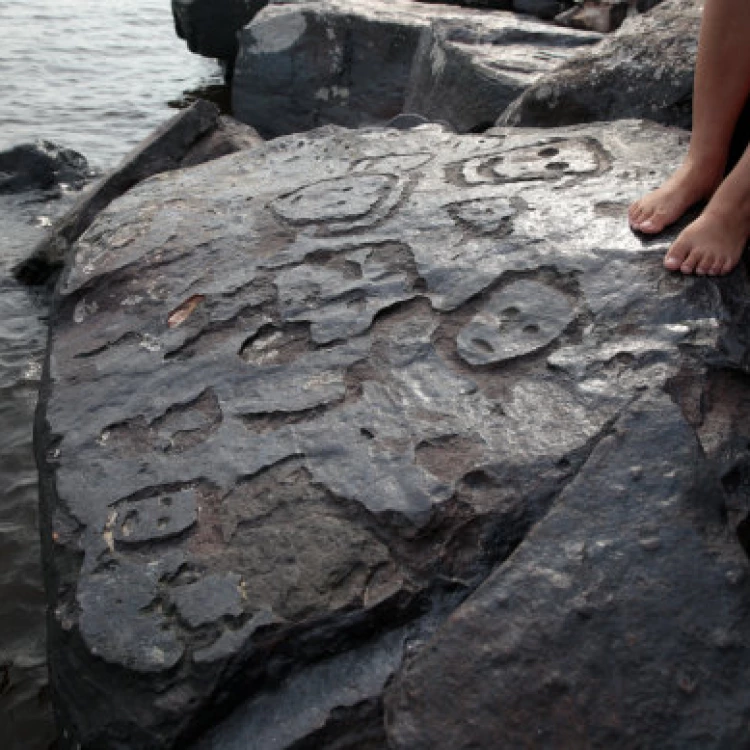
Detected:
[0,0,219,170]
[0,2,221,746]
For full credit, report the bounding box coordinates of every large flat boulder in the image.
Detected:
[499,0,701,129]
[232,0,597,138]
[39,119,750,749]
[405,15,600,132]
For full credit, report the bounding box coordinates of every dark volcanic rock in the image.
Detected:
[14,100,220,286]
[39,120,750,749]
[0,140,90,195]
[233,0,595,138]
[499,0,700,129]
[172,0,269,62]
[405,16,600,133]
[385,395,750,748]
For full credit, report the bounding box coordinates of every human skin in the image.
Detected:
[628,0,750,275]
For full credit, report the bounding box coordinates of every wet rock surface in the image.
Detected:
[232,0,598,138]
[38,119,750,748]
[499,0,701,129]
[0,140,90,195]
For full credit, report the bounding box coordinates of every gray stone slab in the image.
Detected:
[385,395,750,749]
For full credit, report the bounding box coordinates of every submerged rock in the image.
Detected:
[38,119,750,749]
[499,0,701,129]
[0,140,89,195]
[232,0,599,138]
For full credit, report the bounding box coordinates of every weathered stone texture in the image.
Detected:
[499,0,701,129]
[406,16,600,133]
[39,120,750,749]
[385,396,750,748]
[232,0,598,138]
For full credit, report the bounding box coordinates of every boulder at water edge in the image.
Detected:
[38,119,750,749]
[14,101,263,286]
[232,0,601,137]
[172,0,269,63]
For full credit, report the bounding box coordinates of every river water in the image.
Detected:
[0,2,221,746]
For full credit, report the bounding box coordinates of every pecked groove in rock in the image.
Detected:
[38,121,750,749]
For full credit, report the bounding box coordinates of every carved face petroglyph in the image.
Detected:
[457,280,575,365]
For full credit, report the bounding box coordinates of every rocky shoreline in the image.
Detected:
[24,0,750,748]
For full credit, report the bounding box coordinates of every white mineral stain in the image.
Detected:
[102,510,118,552]
[250,12,306,55]
[73,298,98,324]
[139,334,162,352]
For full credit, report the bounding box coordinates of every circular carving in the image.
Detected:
[271,174,396,226]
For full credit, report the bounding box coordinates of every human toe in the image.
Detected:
[680,247,702,275]
[664,237,691,271]
[628,201,645,224]
[696,252,715,276]
[707,257,724,275]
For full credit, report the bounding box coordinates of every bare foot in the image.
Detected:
[663,207,749,275]
[629,160,722,234]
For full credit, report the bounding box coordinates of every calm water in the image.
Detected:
[0,2,221,746]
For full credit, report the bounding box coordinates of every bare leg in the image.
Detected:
[629,0,750,235]
[664,141,750,275]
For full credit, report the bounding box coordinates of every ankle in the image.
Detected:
[681,152,726,192]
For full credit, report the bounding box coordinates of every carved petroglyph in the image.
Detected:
[276,242,423,343]
[457,280,575,366]
[271,175,395,225]
[114,488,198,545]
[269,171,411,236]
[77,563,184,673]
[352,152,433,174]
[41,122,735,747]
[448,137,608,187]
[447,196,518,236]
[102,389,222,455]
